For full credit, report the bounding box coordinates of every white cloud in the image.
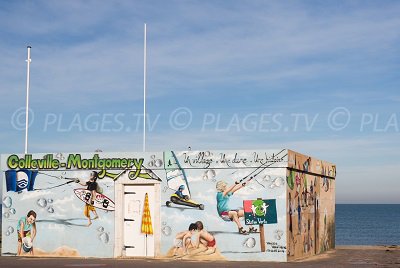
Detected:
[191,192,215,204]
[52,195,74,206]
[19,190,52,201]
[160,209,196,223]
[0,2,399,205]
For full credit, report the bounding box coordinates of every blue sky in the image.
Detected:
[0,1,399,203]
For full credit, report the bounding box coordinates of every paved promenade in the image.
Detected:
[0,246,398,268]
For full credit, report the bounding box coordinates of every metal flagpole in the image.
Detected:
[143,24,147,152]
[25,46,32,154]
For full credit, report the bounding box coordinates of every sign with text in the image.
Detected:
[243,199,277,225]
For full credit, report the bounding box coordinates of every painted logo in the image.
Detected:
[243,199,277,225]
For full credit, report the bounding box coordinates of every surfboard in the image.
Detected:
[73,188,115,211]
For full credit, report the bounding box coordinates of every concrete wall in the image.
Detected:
[1,153,115,257]
[286,150,336,261]
[160,150,288,262]
[1,150,335,262]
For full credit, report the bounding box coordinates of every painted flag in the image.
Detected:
[5,169,38,192]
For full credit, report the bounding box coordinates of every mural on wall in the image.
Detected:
[1,152,154,257]
[2,149,335,262]
[160,150,289,262]
[286,151,335,260]
[164,151,204,210]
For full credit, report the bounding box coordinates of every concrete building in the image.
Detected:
[1,149,335,261]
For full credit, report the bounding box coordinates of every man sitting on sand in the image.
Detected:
[172,223,197,256]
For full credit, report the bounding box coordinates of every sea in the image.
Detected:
[0,204,399,245]
[336,204,400,245]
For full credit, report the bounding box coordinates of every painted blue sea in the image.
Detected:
[336,204,400,245]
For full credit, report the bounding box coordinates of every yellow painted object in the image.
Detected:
[141,193,153,235]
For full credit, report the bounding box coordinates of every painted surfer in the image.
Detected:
[215,180,256,235]
[77,171,99,226]
[17,210,37,256]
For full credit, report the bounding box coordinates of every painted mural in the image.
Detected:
[160,150,289,262]
[286,151,336,261]
[1,149,335,262]
[1,152,161,257]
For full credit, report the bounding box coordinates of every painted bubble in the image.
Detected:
[47,206,54,213]
[203,169,216,181]
[9,208,16,215]
[162,221,167,226]
[262,174,271,182]
[204,151,211,157]
[270,177,285,189]
[162,226,172,236]
[37,198,47,208]
[55,153,65,160]
[154,159,163,168]
[255,174,271,188]
[47,198,54,204]
[99,232,110,244]
[208,169,216,178]
[3,196,12,208]
[3,212,10,218]
[162,186,169,193]
[97,226,105,232]
[243,237,256,248]
[8,226,15,234]
[5,231,10,236]
[147,155,156,167]
[274,230,284,240]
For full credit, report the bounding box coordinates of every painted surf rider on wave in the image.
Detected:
[77,171,99,226]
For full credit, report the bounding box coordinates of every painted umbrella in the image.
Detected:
[141,193,153,235]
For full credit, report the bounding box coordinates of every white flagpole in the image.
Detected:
[25,46,32,154]
[143,24,147,153]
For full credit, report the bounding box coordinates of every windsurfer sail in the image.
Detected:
[164,151,191,197]
[164,151,204,210]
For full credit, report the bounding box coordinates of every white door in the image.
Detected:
[124,185,155,257]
